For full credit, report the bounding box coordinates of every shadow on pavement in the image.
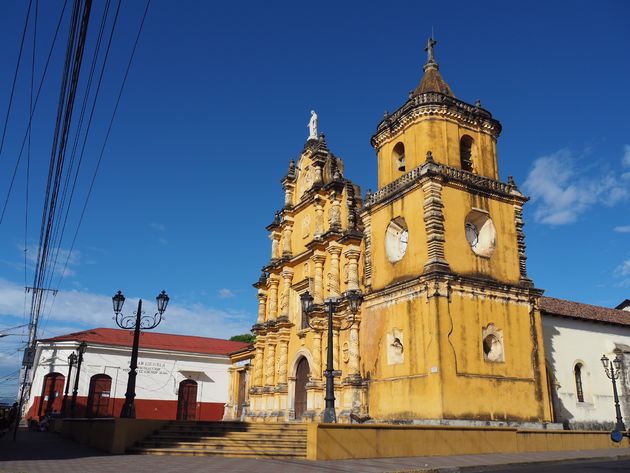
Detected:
[0,428,110,461]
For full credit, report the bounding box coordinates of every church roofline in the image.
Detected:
[371,92,501,150]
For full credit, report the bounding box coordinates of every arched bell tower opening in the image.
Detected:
[460,135,474,171]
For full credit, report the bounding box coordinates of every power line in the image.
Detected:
[0,0,69,227]
[0,0,33,160]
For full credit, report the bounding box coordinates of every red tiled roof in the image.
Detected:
[540,296,630,327]
[40,327,250,356]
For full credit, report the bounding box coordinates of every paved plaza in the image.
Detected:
[1,429,630,473]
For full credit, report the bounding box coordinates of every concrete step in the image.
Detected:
[130,421,308,459]
[128,447,305,459]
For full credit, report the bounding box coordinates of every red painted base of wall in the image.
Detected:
[27,396,225,421]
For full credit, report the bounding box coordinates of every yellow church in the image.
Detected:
[227,39,554,425]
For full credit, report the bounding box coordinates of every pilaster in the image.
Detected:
[267,276,280,321]
[326,243,342,299]
[421,176,450,273]
[312,252,326,304]
[344,246,361,291]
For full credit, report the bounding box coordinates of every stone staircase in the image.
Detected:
[129,421,307,459]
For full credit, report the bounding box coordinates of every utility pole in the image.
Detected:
[13,286,58,440]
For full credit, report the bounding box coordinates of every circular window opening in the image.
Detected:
[483,334,503,362]
[464,210,496,258]
[385,217,408,263]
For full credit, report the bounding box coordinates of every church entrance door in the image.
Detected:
[87,374,112,417]
[294,357,309,419]
[177,380,198,420]
[236,370,247,418]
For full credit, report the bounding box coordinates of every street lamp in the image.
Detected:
[61,352,77,417]
[70,341,87,417]
[113,290,170,418]
[601,353,626,432]
[300,289,362,423]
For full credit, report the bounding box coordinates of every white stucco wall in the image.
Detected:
[542,315,630,429]
[25,340,231,417]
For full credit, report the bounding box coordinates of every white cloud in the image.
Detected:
[524,149,629,225]
[0,279,254,341]
[623,145,630,168]
[218,288,235,299]
[614,226,630,233]
[149,222,166,232]
[618,259,630,277]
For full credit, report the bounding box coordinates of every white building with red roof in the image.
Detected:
[24,328,250,422]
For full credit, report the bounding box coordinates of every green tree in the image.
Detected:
[229,333,255,344]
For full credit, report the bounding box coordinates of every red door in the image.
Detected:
[38,373,65,417]
[87,374,112,417]
[177,380,198,420]
[294,358,309,419]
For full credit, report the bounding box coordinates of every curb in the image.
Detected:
[388,452,630,473]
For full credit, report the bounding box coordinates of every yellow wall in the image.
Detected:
[376,116,499,189]
[307,423,627,460]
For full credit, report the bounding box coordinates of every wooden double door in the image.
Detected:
[87,374,112,417]
[294,357,309,419]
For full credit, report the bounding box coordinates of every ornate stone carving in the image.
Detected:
[328,192,341,229]
[308,110,318,141]
[421,179,450,273]
[277,339,289,384]
[314,196,324,237]
[256,291,267,324]
[326,244,342,299]
[386,328,404,365]
[270,231,281,260]
[362,212,372,289]
[344,246,361,291]
[254,343,264,386]
[365,159,524,208]
[312,331,322,381]
[280,269,294,316]
[265,343,276,386]
[282,220,293,257]
[301,214,310,239]
[514,204,533,286]
[348,325,360,375]
[312,252,326,304]
[267,277,280,321]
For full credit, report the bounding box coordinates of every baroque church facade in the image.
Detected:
[241,41,554,424]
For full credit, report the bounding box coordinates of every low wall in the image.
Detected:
[60,418,168,454]
[306,423,629,460]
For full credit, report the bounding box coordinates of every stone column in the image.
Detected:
[312,331,322,381]
[362,212,372,288]
[421,179,450,273]
[312,252,326,304]
[265,343,276,386]
[267,276,280,321]
[327,244,342,299]
[344,246,361,291]
[277,338,289,386]
[329,192,341,229]
[256,291,267,324]
[348,323,360,377]
[282,218,293,257]
[279,268,294,317]
[254,341,264,387]
[314,196,324,237]
[270,231,281,260]
[284,183,294,208]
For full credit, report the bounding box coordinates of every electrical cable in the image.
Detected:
[0,0,33,161]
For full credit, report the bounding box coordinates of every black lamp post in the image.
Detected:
[300,289,362,423]
[601,353,626,432]
[113,290,170,419]
[61,352,77,417]
[70,341,87,417]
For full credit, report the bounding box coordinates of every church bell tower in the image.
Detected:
[360,38,553,423]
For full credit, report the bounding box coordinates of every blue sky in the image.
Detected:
[0,0,628,400]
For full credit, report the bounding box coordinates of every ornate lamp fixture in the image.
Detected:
[601,353,626,434]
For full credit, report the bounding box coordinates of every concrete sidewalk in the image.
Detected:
[1,429,630,473]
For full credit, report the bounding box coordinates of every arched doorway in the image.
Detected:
[38,372,65,417]
[177,379,198,420]
[86,374,112,418]
[294,357,310,419]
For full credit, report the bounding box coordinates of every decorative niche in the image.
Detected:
[385,217,408,263]
[387,328,404,365]
[464,209,496,258]
[482,323,504,363]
